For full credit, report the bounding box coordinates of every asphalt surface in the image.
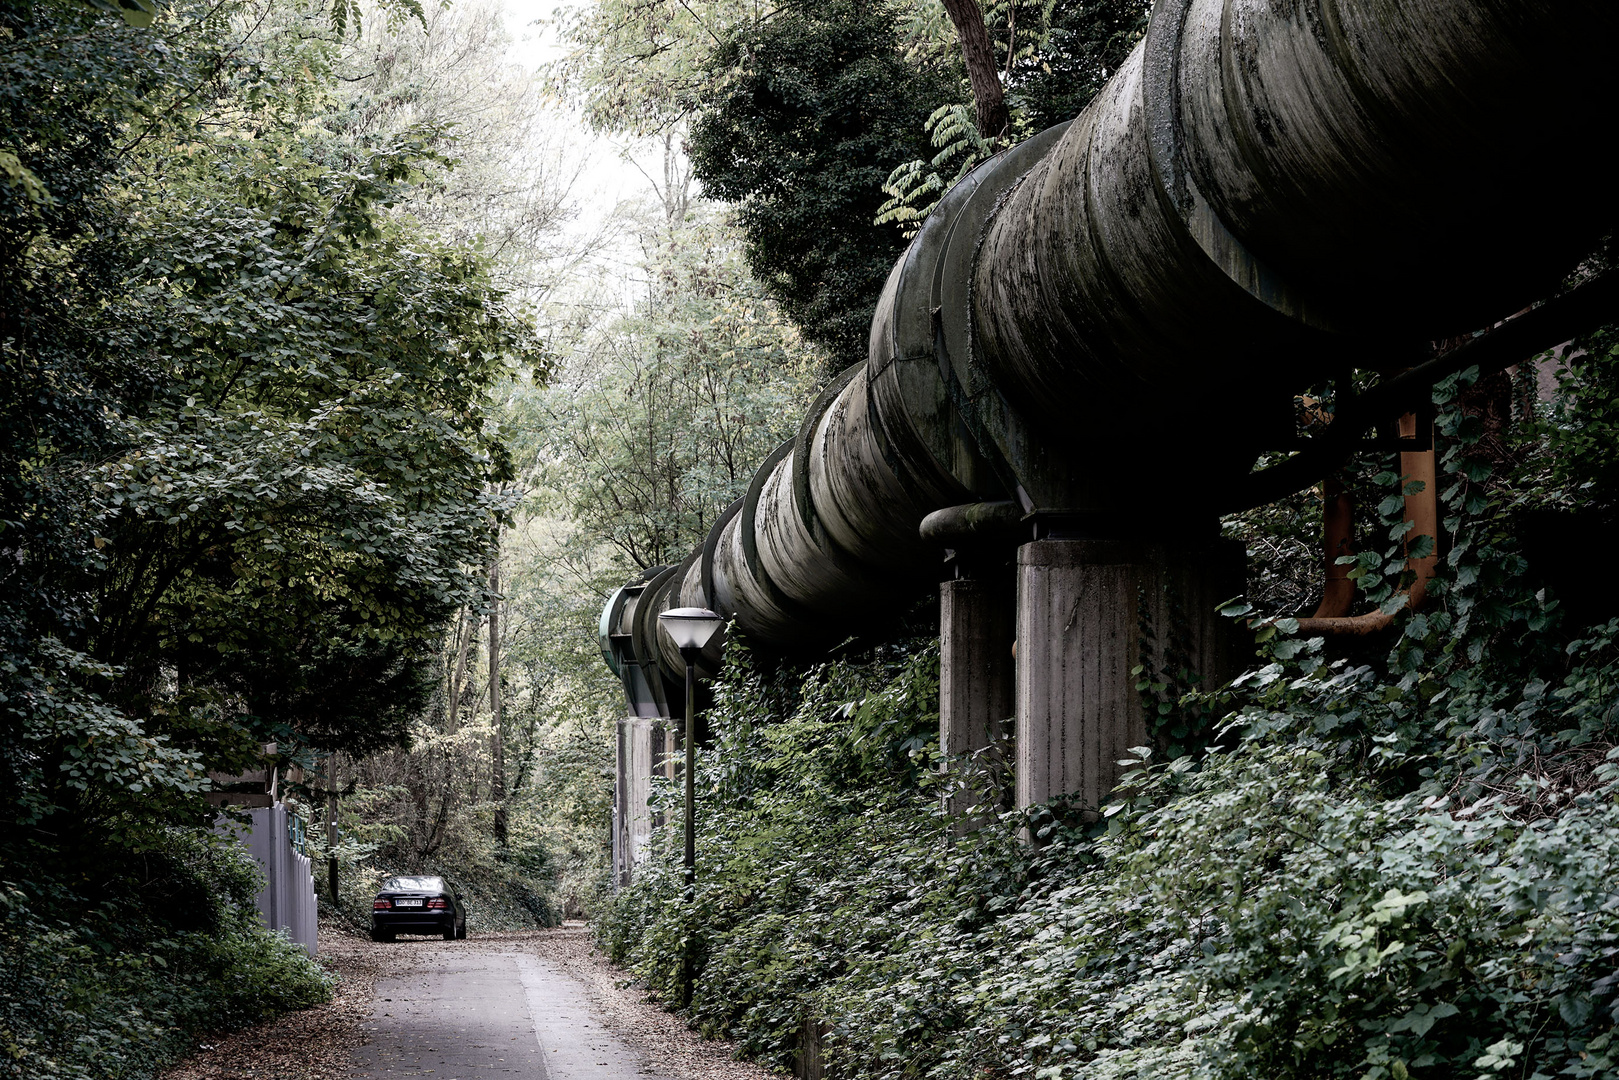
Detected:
[350,945,673,1080]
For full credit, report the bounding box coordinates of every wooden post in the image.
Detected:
[796,1016,826,1079]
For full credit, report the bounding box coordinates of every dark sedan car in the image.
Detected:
[370,875,467,941]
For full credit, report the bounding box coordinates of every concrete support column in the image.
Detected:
[939,576,1015,760]
[657,720,681,829]
[614,717,655,886]
[1015,538,1242,814]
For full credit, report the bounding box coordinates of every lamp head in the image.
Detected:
[658,607,724,653]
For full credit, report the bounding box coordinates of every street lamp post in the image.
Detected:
[656,606,724,1005]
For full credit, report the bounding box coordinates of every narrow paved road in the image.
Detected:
[351,947,672,1080]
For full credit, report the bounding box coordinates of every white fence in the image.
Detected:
[218,802,318,954]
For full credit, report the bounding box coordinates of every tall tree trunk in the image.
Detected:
[410,747,430,853]
[940,0,1009,138]
[326,752,340,905]
[488,548,508,848]
[445,607,475,733]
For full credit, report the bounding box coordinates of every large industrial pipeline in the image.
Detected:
[601,0,1619,873]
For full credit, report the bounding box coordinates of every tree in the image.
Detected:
[1,0,539,902]
[547,0,768,137]
[0,0,561,1067]
[1005,0,1147,131]
[331,0,587,297]
[877,0,1148,234]
[554,0,1144,364]
[0,0,235,839]
[687,0,952,365]
[938,0,1007,137]
[523,206,822,570]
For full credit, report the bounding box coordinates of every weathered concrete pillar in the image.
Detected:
[939,576,1015,760]
[652,721,677,781]
[1015,537,1242,815]
[614,717,655,886]
[923,501,1023,821]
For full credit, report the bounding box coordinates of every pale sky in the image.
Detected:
[501,0,660,240]
[496,0,678,313]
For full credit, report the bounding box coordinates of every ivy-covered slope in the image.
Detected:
[599,349,1619,1080]
[0,835,331,1080]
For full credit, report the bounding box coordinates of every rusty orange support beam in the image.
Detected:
[1311,474,1356,620]
[1296,413,1437,636]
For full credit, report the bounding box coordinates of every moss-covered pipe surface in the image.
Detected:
[601,0,1619,697]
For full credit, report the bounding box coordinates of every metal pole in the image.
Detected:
[681,653,697,1004]
[683,657,696,884]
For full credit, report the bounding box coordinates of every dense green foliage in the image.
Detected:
[1005,0,1148,131]
[0,834,331,1078]
[688,0,951,364]
[3,0,529,844]
[599,350,1619,1079]
[2,0,540,1069]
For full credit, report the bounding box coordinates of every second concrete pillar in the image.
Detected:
[939,576,1015,760]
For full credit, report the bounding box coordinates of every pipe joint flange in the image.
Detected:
[790,361,871,579]
[629,563,680,715]
[738,437,827,632]
[700,496,744,616]
[1141,0,1337,332]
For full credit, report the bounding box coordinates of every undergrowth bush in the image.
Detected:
[598,350,1619,1080]
[0,828,331,1080]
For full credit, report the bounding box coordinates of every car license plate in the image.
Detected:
[395,898,423,907]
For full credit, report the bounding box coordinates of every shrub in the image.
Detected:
[0,829,331,1080]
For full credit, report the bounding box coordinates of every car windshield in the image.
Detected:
[382,875,444,893]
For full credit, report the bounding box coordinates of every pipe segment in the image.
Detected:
[606,0,1619,696]
[757,451,872,614]
[974,0,1618,515]
[806,373,934,570]
[788,365,893,591]
[1160,0,1613,335]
